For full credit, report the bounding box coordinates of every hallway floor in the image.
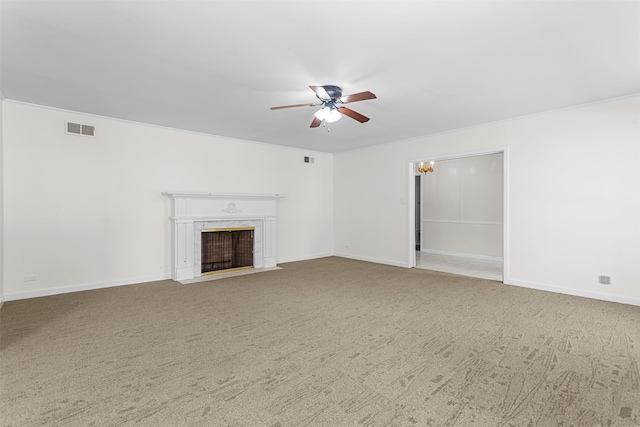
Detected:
[415,251,503,282]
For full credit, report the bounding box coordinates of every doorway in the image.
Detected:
[408,149,507,282]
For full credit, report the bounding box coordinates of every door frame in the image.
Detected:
[415,175,421,250]
[406,147,509,282]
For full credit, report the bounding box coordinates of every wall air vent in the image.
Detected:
[65,121,95,137]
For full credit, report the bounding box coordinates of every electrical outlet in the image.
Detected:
[599,275,611,285]
[24,275,37,282]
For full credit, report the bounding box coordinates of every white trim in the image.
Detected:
[335,252,410,268]
[505,279,640,307]
[423,219,503,226]
[407,161,417,268]
[410,147,506,164]
[502,147,510,283]
[337,93,640,154]
[4,263,637,308]
[163,192,283,200]
[421,249,503,262]
[419,174,424,250]
[1,253,331,300]
[277,252,334,264]
[3,274,171,302]
[3,100,332,155]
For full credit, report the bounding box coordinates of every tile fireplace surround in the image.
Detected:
[163,192,280,281]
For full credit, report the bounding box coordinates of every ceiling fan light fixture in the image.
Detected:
[271,85,375,129]
[314,106,342,123]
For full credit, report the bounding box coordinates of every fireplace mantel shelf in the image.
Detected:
[163,192,284,200]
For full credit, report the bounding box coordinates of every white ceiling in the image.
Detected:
[2,0,639,153]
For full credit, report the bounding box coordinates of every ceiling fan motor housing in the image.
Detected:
[320,85,342,100]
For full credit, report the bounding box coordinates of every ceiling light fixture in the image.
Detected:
[314,105,342,123]
[418,161,434,174]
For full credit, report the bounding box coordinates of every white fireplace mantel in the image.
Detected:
[163,192,281,281]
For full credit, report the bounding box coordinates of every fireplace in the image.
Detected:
[201,227,254,274]
[163,192,280,282]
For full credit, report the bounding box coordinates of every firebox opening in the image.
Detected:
[201,227,255,275]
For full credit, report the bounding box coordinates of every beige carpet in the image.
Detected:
[1,257,639,426]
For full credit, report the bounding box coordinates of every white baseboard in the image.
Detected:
[421,249,503,262]
[5,264,637,309]
[277,252,334,264]
[334,252,410,268]
[505,278,640,307]
[3,274,171,302]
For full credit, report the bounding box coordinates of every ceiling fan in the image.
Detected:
[270,85,377,128]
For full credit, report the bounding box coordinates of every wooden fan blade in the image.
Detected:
[340,91,377,104]
[338,107,370,123]
[310,117,322,128]
[270,103,316,110]
[309,85,331,100]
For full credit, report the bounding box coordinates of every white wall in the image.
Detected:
[335,96,640,305]
[0,3,5,306]
[0,98,4,307]
[4,96,639,306]
[421,153,503,259]
[3,101,333,299]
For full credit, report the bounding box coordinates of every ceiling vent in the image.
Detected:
[65,121,95,137]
